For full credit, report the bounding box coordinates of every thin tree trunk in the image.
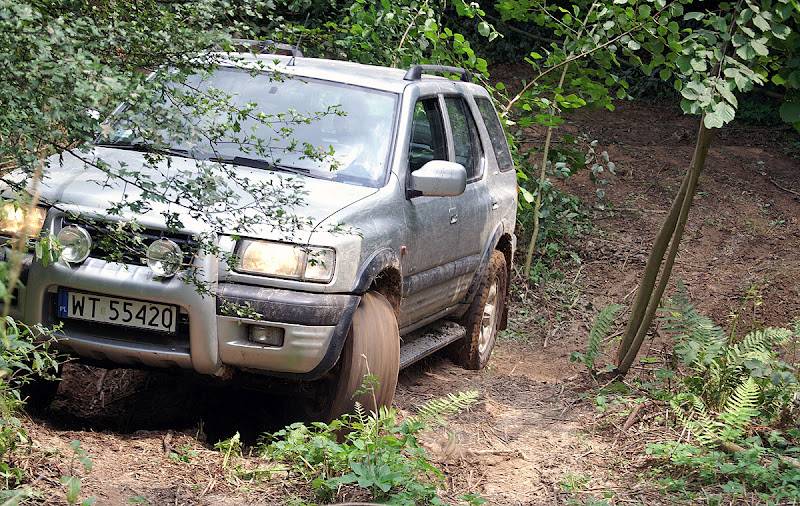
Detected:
[522,63,569,278]
[615,171,689,361]
[616,117,715,374]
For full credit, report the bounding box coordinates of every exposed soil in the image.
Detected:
[19,100,800,505]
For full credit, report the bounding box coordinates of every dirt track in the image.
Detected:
[22,100,800,505]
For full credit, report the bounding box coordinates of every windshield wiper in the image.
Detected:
[95,141,193,159]
[208,155,313,176]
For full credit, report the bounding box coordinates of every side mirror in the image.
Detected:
[408,160,467,198]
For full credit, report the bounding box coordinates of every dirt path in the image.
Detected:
[22,100,800,505]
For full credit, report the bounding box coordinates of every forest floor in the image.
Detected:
[20,100,800,505]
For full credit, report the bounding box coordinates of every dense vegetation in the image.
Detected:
[1,0,798,503]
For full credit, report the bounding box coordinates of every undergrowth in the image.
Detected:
[577,285,800,503]
[221,390,485,506]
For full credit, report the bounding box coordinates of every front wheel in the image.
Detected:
[451,250,508,370]
[320,292,400,421]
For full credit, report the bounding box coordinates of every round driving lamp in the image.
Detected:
[57,225,92,264]
[146,239,183,278]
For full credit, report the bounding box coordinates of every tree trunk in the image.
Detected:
[523,63,570,278]
[615,117,715,375]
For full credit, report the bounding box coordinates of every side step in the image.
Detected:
[399,321,465,369]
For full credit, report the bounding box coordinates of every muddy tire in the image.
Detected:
[451,250,507,370]
[324,291,400,420]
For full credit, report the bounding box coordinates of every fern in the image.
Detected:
[719,377,760,439]
[413,390,480,425]
[659,286,799,449]
[577,303,623,370]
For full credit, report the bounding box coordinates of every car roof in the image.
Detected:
[214,53,486,94]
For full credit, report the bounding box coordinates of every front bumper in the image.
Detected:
[17,253,358,380]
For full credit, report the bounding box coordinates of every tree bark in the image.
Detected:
[615,117,715,374]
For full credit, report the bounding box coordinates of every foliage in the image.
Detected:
[259,390,480,505]
[644,288,800,501]
[571,303,623,371]
[660,285,798,439]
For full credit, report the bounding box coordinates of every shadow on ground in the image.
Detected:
[33,363,305,443]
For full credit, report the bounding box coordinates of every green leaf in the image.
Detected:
[779,101,800,123]
[772,23,791,39]
[704,101,736,129]
[477,21,491,37]
[683,12,705,20]
[750,39,769,56]
[752,13,770,31]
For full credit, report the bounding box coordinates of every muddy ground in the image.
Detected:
[20,100,800,505]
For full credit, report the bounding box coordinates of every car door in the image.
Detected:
[473,95,517,238]
[441,94,491,302]
[399,94,461,330]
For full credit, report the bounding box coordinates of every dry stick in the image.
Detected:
[615,172,689,364]
[618,119,713,373]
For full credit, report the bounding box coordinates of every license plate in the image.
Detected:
[57,290,178,334]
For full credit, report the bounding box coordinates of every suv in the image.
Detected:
[11,48,517,419]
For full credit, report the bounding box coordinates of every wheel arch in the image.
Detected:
[460,226,514,329]
[351,248,402,315]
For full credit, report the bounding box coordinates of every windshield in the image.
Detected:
[103,68,399,187]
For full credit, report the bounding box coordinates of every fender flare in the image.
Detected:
[350,248,402,294]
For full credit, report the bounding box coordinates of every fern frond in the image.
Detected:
[726,328,791,367]
[413,390,480,425]
[660,285,726,369]
[584,304,623,370]
[671,394,724,447]
[719,376,760,435]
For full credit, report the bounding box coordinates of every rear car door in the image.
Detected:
[441,94,491,299]
[473,95,517,240]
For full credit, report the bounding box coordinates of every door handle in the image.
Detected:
[449,207,458,224]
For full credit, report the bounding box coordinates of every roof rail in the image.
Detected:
[228,39,304,58]
[403,64,472,82]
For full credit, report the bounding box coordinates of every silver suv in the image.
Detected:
[12,49,517,418]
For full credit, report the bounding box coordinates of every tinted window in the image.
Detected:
[475,97,513,172]
[444,97,482,180]
[408,98,447,172]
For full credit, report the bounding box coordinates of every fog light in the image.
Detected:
[146,238,183,278]
[57,225,91,264]
[248,326,284,347]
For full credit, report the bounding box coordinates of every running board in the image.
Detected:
[399,321,465,369]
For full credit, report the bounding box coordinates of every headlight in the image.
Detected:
[237,240,335,282]
[57,225,92,264]
[0,204,47,237]
[146,238,183,278]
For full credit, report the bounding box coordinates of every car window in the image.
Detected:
[444,97,482,180]
[475,96,514,172]
[104,68,398,188]
[409,98,447,172]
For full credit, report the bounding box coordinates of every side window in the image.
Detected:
[475,97,514,172]
[408,98,447,172]
[444,97,483,180]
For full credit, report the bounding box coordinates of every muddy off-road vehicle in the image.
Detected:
[9,46,517,419]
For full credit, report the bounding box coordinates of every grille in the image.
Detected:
[61,217,198,267]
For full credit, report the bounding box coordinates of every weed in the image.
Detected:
[259,391,480,505]
[576,284,800,503]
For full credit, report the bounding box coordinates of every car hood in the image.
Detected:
[39,147,377,239]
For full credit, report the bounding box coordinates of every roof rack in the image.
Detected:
[403,64,472,82]
[228,39,304,58]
